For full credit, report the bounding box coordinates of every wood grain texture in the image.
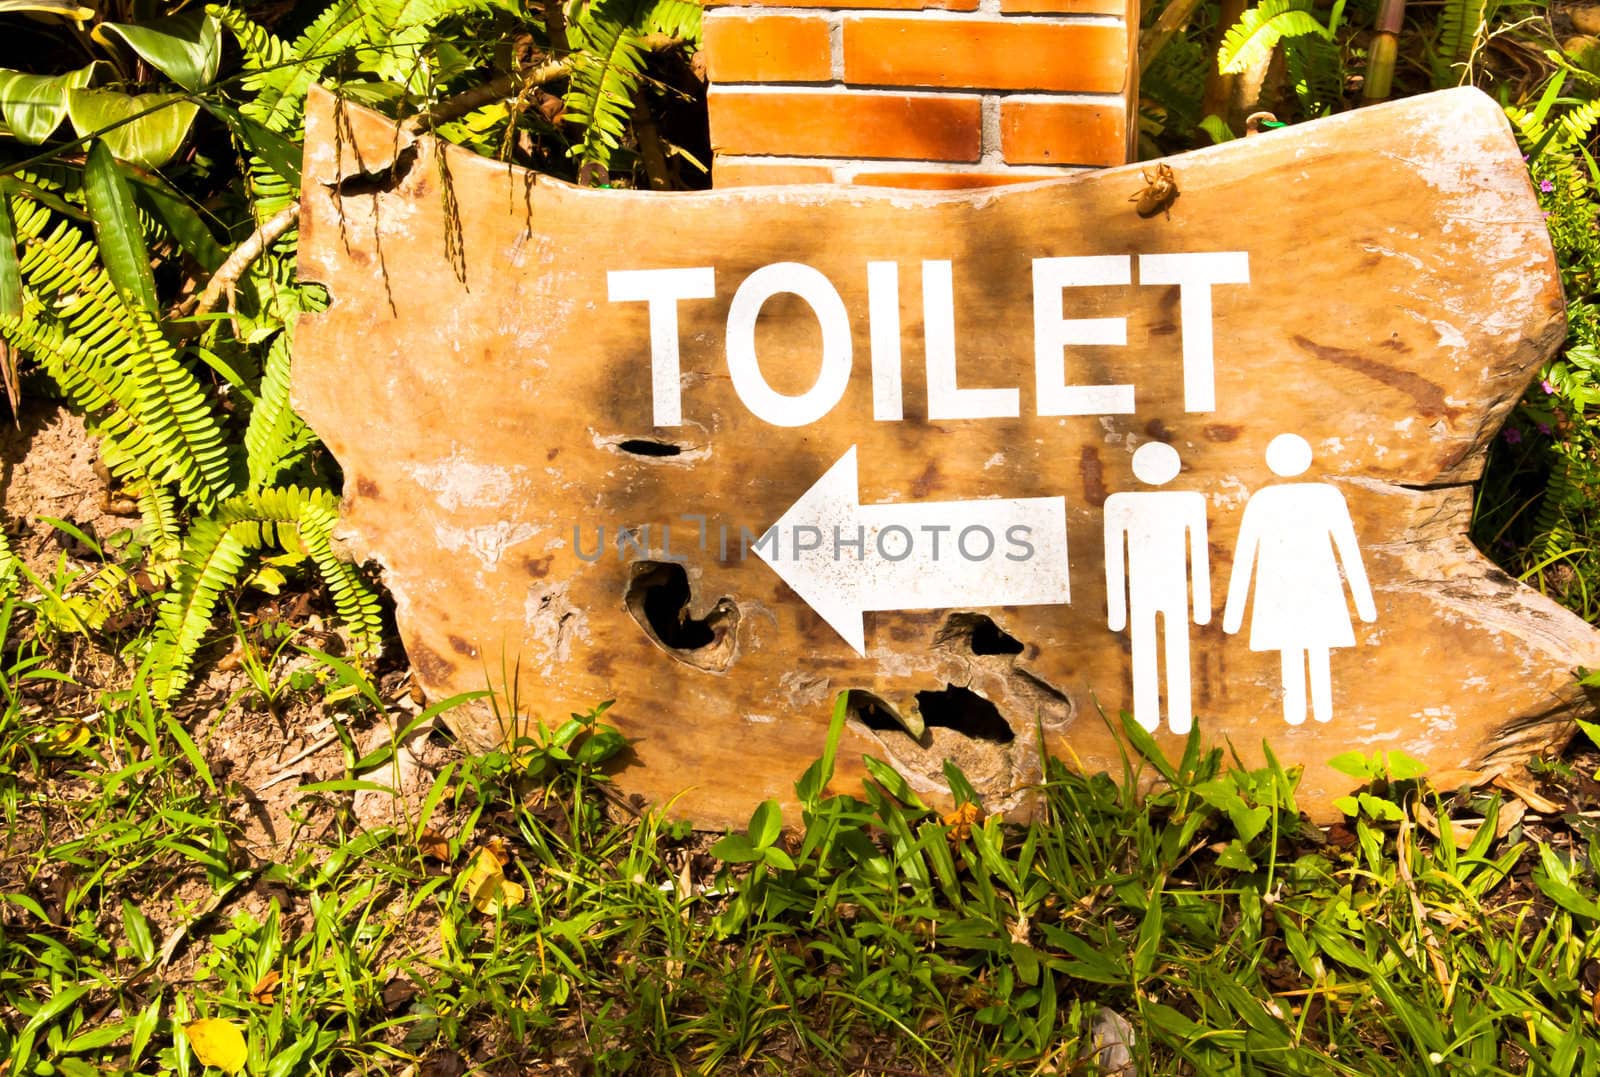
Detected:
[294,85,1592,825]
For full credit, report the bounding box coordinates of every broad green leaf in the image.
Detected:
[1215,839,1257,870]
[942,757,983,806]
[0,195,18,321]
[83,140,158,313]
[95,11,221,92]
[128,172,224,271]
[1326,751,1372,779]
[204,103,301,186]
[1356,792,1404,822]
[1198,114,1236,144]
[1576,717,1600,751]
[67,89,198,169]
[747,798,781,850]
[1378,750,1427,782]
[1117,710,1177,783]
[1534,844,1600,920]
[0,63,95,143]
[1133,896,1163,979]
[862,754,925,809]
[121,899,155,963]
[708,832,759,863]
[0,0,92,19]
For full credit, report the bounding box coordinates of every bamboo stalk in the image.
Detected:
[1363,0,1406,104]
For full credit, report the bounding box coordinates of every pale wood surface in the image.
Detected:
[294,85,1592,825]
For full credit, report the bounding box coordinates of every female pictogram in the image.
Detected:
[1222,433,1377,725]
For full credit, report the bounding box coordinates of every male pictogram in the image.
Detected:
[1104,442,1212,734]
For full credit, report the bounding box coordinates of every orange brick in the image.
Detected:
[714,159,838,186]
[703,14,833,84]
[843,17,1127,93]
[849,170,1070,189]
[1000,98,1127,166]
[708,0,978,10]
[999,0,1127,13]
[708,90,983,161]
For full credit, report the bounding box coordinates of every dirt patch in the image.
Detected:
[0,402,139,576]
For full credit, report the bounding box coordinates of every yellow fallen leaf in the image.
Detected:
[417,827,452,863]
[248,969,280,1006]
[461,845,525,915]
[942,802,981,842]
[184,1017,247,1074]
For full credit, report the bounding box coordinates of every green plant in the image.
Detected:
[1474,74,1600,620]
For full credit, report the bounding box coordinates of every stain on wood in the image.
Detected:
[294,85,1595,826]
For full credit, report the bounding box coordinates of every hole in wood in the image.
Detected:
[937,612,1025,656]
[846,690,912,738]
[624,561,739,672]
[616,438,683,457]
[915,685,1015,744]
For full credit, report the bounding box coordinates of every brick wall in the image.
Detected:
[703,0,1138,189]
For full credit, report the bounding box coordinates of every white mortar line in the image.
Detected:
[709,83,1124,104]
[716,152,1093,176]
[981,95,1002,163]
[828,15,844,81]
[713,7,1123,23]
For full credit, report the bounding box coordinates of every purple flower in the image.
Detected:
[1542,378,1556,394]
[1540,178,1556,193]
[1503,426,1523,445]
[1539,422,1553,436]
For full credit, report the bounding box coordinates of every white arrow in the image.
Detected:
[755,446,1071,654]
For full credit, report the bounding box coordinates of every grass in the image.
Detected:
[0,601,1598,1076]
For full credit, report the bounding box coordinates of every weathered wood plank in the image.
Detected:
[294,85,1592,825]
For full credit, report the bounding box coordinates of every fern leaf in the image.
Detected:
[245,330,314,489]
[5,193,236,512]
[1218,0,1328,76]
[124,307,237,509]
[150,486,384,698]
[294,489,384,654]
[643,0,701,42]
[138,484,181,564]
[567,0,651,170]
[1560,100,1600,151]
[1141,33,1207,138]
[0,523,18,599]
[151,510,260,698]
[1437,0,1489,76]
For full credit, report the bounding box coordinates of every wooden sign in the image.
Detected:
[294,84,1597,825]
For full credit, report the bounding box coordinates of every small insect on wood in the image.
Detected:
[1132,162,1179,219]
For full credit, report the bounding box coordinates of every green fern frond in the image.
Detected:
[245,330,315,489]
[567,0,651,171]
[1218,0,1328,75]
[151,486,382,699]
[123,308,236,508]
[1505,105,1547,151]
[0,524,18,599]
[644,0,701,42]
[150,509,258,698]
[5,192,236,512]
[138,485,181,564]
[1436,0,1489,81]
[1142,33,1206,138]
[38,564,136,635]
[1560,100,1600,151]
[1283,26,1342,116]
[293,488,384,654]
